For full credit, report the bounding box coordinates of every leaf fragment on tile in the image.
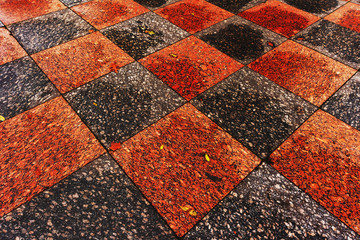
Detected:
[0,115,5,122]
[189,209,197,216]
[169,53,177,58]
[160,145,164,150]
[205,153,210,161]
[110,142,121,151]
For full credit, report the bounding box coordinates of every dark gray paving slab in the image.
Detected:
[195,16,286,64]
[184,163,360,240]
[65,62,185,149]
[0,154,177,240]
[322,72,360,131]
[8,9,94,54]
[206,0,266,13]
[191,67,316,159]
[132,0,180,10]
[279,0,347,17]
[294,20,360,69]
[59,0,91,7]
[102,12,189,60]
[0,56,59,120]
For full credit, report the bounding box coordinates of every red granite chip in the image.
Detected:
[270,110,360,234]
[32,32,134,93]
[155,0,233,34]
[325,2,360,33]
[0,28,27,65]
[112,103,260,236]
[139,36,243,100]
[249,40,356,106]
[0,0,65,25]
[0,97,105,218]
[238,0,319,37]
[72,0,149,29]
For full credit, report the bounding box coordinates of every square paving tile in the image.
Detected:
[249,40,356,106]
[8,9,94,55]
[191,67,316,159]
[205,0,266,14]
[293,20,360,69]
[133,0,180,10]
[139,36,243,100]
[0,154,176,239]
[325,2,360,33]
[32,32,134,93]
[101,12,189,60]
[184,163,360,239]
[195,16,286,64]
[112,103,261,236]
[279,0,346,16]
[0,57,59,120]
[65,62,185,149]
[238,0,319,38]
[323,72,360,131]
[0,28,27,65]
[0,96,105,218]
[72,0,149,30]
[154,0,233,34]
[270,110,360,234]
[0,0,66,25]
[60,0,91,7]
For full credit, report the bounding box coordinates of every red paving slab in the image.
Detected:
[32,32,134,93]
[72,0,149,29]
[155,0,233,34]
[112,103,261,236]
[325,2,360,33]
[238,0,319,38]
[0,97,105,218]
[249,40,356,106]
[139,36,243,100]
[270,110,360,234]
[0,28,27,65]
[0,0,65,25]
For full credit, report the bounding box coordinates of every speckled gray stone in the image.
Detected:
[352,0,360,4]
[206,0,266,13]
[184,163,360,240]
[195,16,286,64]
[294,20,360,69]
[101,12,189,60]
[65,62,185,149]
[133,0,180,10]
[191,67,316,159]
[8,9,94,54]
[0,154,177,240]
[0,56,59,119]
[322,72,360,130]
[0,21,3,27]
[59,0,91,7]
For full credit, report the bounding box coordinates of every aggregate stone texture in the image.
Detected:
[353,0,360,4]
[72,0,149,30]
[195,15,286,64]
[0,0,66,25]
[293,20,360,69]
[249,40,356,106]
[0,154,176,240]
[0,28,27,65]
[112,103,261,236]
[205,0,266,13]
[101,11,189,60]
[279,0,347,17]
[60,0,91,7]
[0,96,105,218]
[270,110,360,235]
[139,36,243,100]
[325,2,360,33]
[184,163,360,240]
[0,57,59,119]
[191,67,316,159]
[65,62,185,149]
[322,72,360,131]
[133,0,181,10]
[32,32,134,93]
[238,0,319,38]
[8,9,95,55]
[154,0,234,34]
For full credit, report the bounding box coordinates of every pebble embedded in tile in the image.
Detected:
[191,67,316,159]
[184,163,360,240]
[0,21,3,27]
[206,0,266,13]
[0,154,176,239]
[0,28,27,65]
[8,9,95,54]
[322,72,360,131]
[270,110,360,235]
[0,57,59,119]
[293,20,360,69]
[65,62,185,149]
[112,103,260,236]
[196,16,286,64]
[325,2,360,33]
[101,11,189,60]
[59,0,91,7]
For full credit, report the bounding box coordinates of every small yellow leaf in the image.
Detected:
[145,30,155,35]
[191,13,195,15]
[93,102,98,106]
[0,115,5,122]
[205,153,210,162]
[160,145,164,150]
[189,210,197,216]
[180,206,191,211]
[169,53,177,58]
